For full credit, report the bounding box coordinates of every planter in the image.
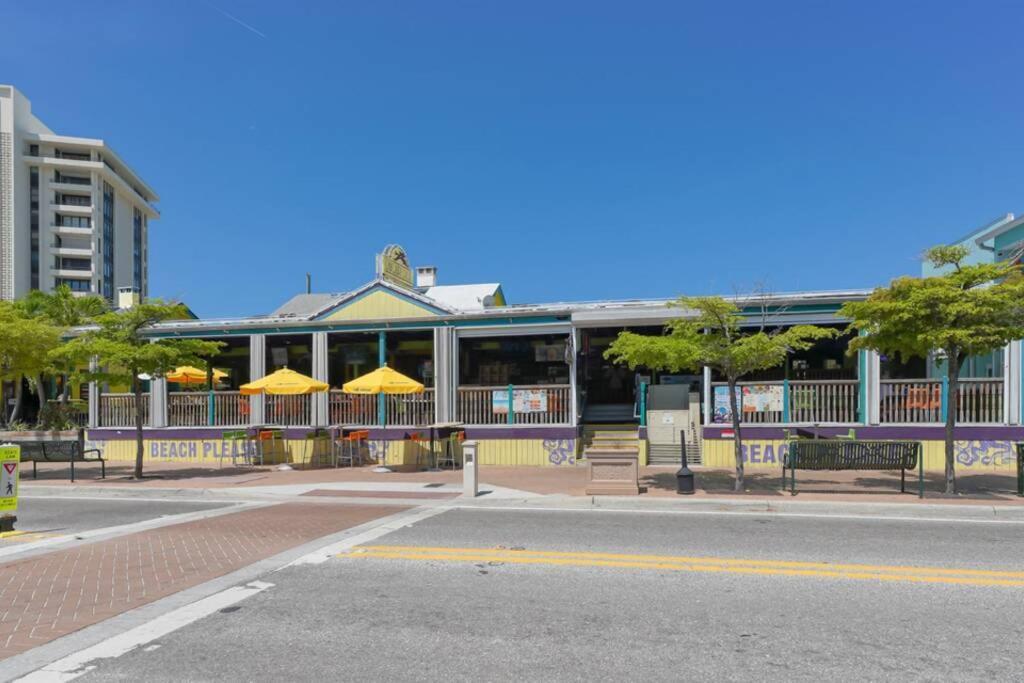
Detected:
[584,449,640,496]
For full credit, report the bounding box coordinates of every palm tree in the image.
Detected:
[18,286,107,406]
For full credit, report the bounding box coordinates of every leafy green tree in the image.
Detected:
[840,245,1024,494]
[19,285,107,403]
[605,296,834,491]
[57,301,223,478]
[0,302,62,426]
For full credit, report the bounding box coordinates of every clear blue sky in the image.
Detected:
[3,1,1023,317]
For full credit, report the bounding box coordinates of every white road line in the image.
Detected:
[451,504,1024,525]
[285,505,452,566]
[16,581,274,682]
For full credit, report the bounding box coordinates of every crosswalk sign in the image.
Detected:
[0,445,20,515]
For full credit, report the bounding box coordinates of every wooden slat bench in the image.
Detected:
[783,439,923,498]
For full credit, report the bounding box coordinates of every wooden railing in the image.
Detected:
[167,391,248,427]
[956,378,1004,424]
[879,378,1004,424]
[789,380,859,423]
[385,389,435,426]
[98,393,149,427]
[328,391,377,426]
[711,380,859,424]
[457,385,571,426]
[879,380,942,423]
[265,394,311,426]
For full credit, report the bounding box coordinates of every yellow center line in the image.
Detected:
[352,545,1024,579]
[338,546,1024,588]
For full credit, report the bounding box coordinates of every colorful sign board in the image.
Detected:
[742,385,783,414]
[0,445,20,515]
[713,385,784,423]
[492,389,549,415]
[376,244,414,289]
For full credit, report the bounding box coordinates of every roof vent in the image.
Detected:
[416,266,437,288]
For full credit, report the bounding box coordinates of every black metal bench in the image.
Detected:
[783,439,922,497]
[14,438,105,483]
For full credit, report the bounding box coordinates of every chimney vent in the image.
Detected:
[117,286,140,309]
[415,266,437,288]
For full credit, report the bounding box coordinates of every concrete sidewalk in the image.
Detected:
[22,460,1024,506]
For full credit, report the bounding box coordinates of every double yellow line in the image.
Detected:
[341,545,1024,588]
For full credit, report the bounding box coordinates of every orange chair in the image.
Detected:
[335,429,370,467]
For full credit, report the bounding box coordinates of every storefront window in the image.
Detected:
[265,334,312,377]
[459,334,571,386]
[327,332,379,387]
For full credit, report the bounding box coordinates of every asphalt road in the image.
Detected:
[2,496,233,538]
[81,507,1024,681]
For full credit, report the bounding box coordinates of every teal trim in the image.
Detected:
[314,283,449,320]
[782,378,790,423]
[377,331,386,426]
[639,382,647,426]
[507,384,514,425]
[146,315,570,339]
[940,375,949,423]
[857,349,867,423]
[738,303,845,315]
[208,391,215,427]
[1020,341,1024,424]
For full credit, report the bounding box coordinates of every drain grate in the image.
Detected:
[424,483,445,488]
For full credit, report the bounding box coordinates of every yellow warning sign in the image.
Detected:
[0,445,20,515]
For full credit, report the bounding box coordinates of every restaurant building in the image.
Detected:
[86,241,1024,475]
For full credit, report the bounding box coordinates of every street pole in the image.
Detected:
[676,431,695,494]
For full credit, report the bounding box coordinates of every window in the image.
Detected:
[59,257,91,271]
[29,167,39,289]
[57,215,91,228]
[56,279,92,293]
[102,183,115,300]
[132,207,143,292]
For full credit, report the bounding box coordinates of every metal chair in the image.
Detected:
[436,430,465,470]
[255,429,284,466]
[409,432,431,469]
[334,429,370,467]
[222,430,252,467]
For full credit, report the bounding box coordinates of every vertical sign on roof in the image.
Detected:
[0,444,20,526]
[376,245,414,289]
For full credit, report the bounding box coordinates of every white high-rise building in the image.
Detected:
[0,85,158,301]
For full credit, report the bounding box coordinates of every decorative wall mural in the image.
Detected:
[543,439,576,466]
[955,441,1017,468]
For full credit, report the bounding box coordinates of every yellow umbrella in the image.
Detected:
[342,365,424,395]
[166,366,228,385]
[240,368,329,395]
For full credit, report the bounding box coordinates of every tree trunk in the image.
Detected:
[728,377,744,492]
[133,375,145,479]
[9,379,23,424]
[943,352,960,495]
[61,369,71,403]
[35,374,47,426]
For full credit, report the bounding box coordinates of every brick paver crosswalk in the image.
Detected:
[0,502,406,660]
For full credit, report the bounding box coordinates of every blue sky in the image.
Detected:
[3,1,1023,317]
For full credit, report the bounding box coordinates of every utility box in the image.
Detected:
[646,386,701,466]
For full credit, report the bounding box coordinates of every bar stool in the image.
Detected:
[409,432,431,470]
[437,430,465,470]
[222,430,252,467]
[335,430,370,467]
[305,428,330,468]
[256,429,284,466]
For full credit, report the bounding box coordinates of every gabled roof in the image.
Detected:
[422,284,504,311]
[310,278,457,320]
[272,292,349,318]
